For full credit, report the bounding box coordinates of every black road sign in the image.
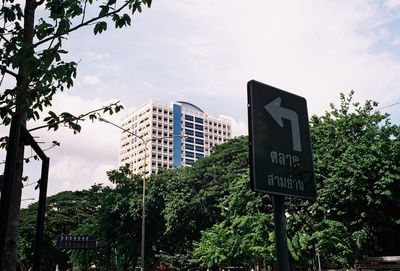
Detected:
[56,235,97,250]
[247,80,316,199]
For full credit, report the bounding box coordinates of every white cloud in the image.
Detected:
[49,156,114,192]
[65,0,396,119]
[385,0,400,9]
[162,1,399,113]
[4,0,400,203]
[80,51,111,61]
[80,75,102,86]
[21,93,124,195]
[391,36,400,45]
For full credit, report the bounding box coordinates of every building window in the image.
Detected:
[186,159,194,165]
[195,153,204,159]
[185,151,194,158]
[195,124,203,130]
[185,115,194,121]
[185,129,194,136]
[195,131,204,138]
[185,144,194,150]
[185,122,194,129]
[186,137,194,143]
[195,117,203,124]
[195,138,204,145]
[195,146,204,152]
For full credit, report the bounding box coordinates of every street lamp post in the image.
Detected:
[99,117,184,271]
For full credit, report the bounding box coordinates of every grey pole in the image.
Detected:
[140,140,148,271]
[19,124,50,271]
[272,195,289,271]
[317,252,321,271]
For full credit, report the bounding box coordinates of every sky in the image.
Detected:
[1,0,400,207]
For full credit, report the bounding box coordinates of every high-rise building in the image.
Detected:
[119,100,232,175]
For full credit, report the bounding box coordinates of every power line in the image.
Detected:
[377,101,400,111]
[23,181,38,188]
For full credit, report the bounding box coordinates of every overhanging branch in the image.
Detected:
[33,0,130,48]
[0,32,18,51]
[0,65,18,78]
[28,101,122,132]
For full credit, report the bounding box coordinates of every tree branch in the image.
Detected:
[81,0,88,24]
[0,141,59,165]
[33,0,130,48]
[28,101,122,132]
[0,65,18,78]
[0,31,18,50]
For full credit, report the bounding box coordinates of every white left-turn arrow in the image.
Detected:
[264,97,302,152]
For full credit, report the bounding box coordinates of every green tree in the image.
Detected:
[0,0,151,268]
[18,189,101,270]
[286,92,400,268]
[69,166,144,271]
[193,174,275,269]
[17,168,144,271]
[147,137,250,267]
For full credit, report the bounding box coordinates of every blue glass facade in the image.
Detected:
[172,104,182,168]
[173,102,206,167]
[172,102,223,167]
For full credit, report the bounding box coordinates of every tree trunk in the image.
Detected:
[2,0,36,269]
[2,164,23,271]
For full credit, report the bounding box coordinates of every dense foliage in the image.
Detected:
[18,190,100,270]
[193,174,275,269]
[18,93,400,270]
[286,92,400,268]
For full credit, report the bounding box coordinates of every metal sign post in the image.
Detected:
[272,195,290,271]
[247,80,316,270]
[0,116,50,271]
